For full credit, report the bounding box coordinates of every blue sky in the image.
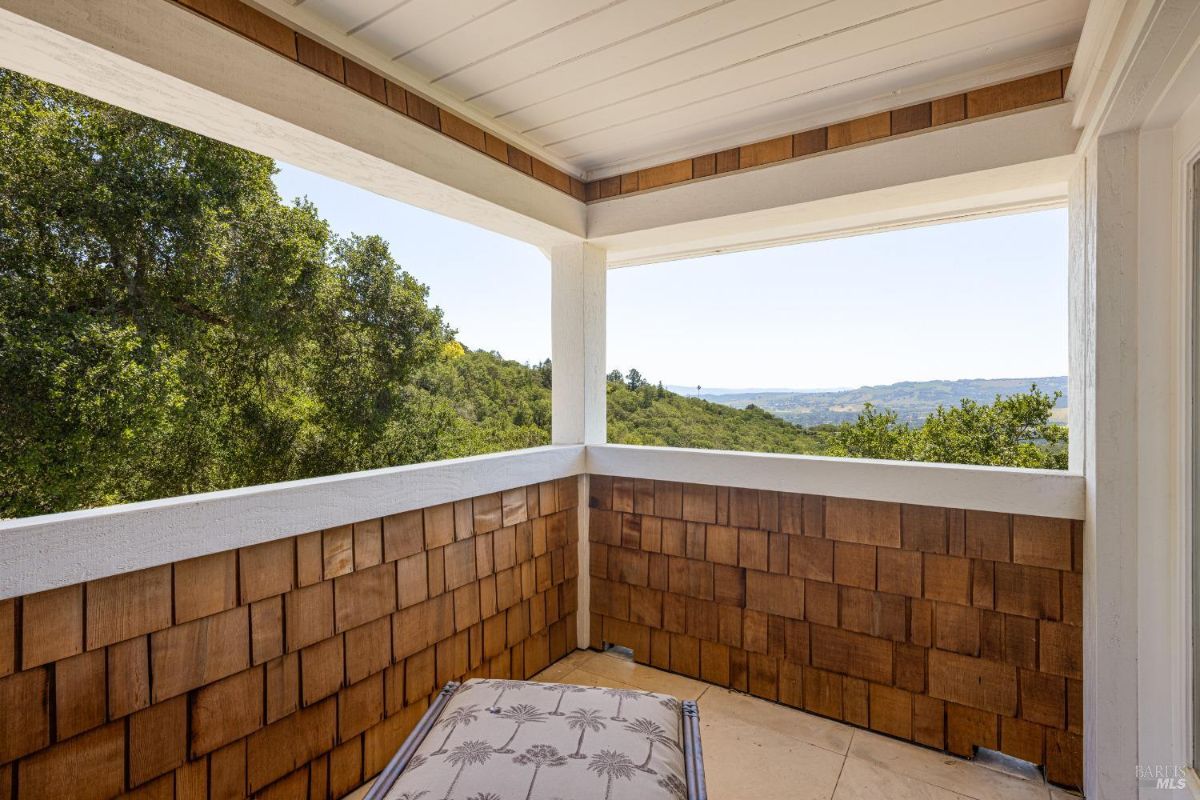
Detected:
[273,163,1067,391]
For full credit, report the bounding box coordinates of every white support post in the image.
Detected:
[550,242,606,651]
[1081,131,1141,799]
[551,243,607,446]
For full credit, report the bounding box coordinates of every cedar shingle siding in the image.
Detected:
[588,476,1083,788]
[0,480,579,797]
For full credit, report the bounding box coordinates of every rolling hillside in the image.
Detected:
[699,376,1068,427]
[606,379,827,454]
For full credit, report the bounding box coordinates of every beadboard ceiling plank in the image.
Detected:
[561,16,1081,171]
[526,0,1079,152]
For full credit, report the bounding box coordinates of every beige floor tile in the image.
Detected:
[571,649,711,700]
[700,707,845,800]
[698,686,853,756]
[556,666,643,691]
[531,649,591,682]
[834,756,968,800]
[848,731,1050,800]
[353,655,1051,800]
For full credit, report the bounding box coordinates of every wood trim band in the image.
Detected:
[584,68,1073,203]
[167,0,587,201]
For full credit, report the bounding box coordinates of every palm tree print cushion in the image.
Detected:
[383,679,688,800]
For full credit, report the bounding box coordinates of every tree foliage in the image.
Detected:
[827,386,1067,469]
[0,70,518,516]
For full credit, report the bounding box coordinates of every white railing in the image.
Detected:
[0,443,1085,599]
[0,445,585,598]
[587,444,1085,520]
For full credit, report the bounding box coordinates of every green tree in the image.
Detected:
[0,69,451,516]
[626,368,646,390]
[828,386,1067,469]
[605,378,827,455]
[533,358,552,389]
[825,404,915,462]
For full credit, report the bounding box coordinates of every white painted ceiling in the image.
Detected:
[285,0,1088,178]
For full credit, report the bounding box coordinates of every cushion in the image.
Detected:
[384,678,687,800]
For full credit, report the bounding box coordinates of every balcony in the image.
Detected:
[0,0,1197,798]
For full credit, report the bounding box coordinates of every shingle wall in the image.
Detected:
[0,479,579,799]
[587,476,1083,789]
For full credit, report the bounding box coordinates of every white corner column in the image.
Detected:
[1080,131,1141,800]
[1068,4,1200,794]
[550,242,606,651]
[551,243,607,446]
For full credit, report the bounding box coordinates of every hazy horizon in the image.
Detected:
[665,373,1069,395]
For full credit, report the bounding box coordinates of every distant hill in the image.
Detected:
[665,384,841,396]
[699,376,1068,427]
[607,380,827,454]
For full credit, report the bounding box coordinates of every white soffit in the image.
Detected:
[0,0,586,249]
[276,0,1088,178]
[590,101,1079,266]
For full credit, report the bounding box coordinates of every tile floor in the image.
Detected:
[354,648,1084,800]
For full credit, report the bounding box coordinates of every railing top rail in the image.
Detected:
[587,444,1085,520]
[0,443,1084,599]
[0,445,586,599]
